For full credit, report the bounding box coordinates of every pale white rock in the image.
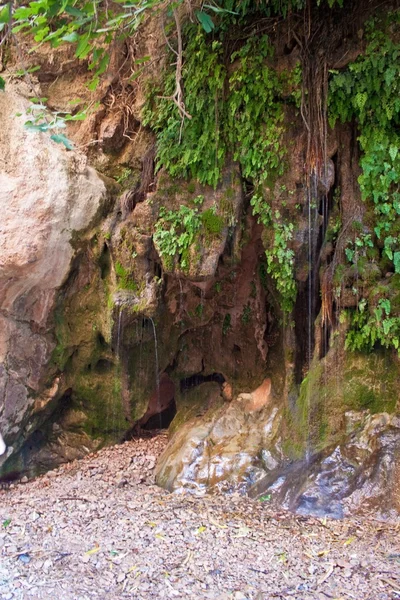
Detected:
[0,84,108,461]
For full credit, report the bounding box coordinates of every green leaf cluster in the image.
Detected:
[144,30,300,188]
[143,30,226,187]
[227,36,289,182]
[345,298,400,354]
[154,203,226,272]
[329,13,400,272]
[329,12,400,352]
[251,191,296,312]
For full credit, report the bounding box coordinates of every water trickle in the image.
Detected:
[149,317,161,420]
[305,176,319,464]
[116,307,123,357]
[178,278,184,321]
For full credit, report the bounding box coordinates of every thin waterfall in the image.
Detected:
[178,278,184,320]
[305,177,318,464]
[115,306,124,435]
[149,317,161,423]
[116,307,123,358]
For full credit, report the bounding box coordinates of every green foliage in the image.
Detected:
[144,29,300,188]
[154,203,226,271]
[227,36,286,181]
[251,191,296,312]
[344,232,374,264]
[144,26,300,310]
[143,29,226,187]
[330,12,400,275]
[346,298,400,354]
[222,313,231,335]
[154,205,201,271]
[218,0,343,22]
[8,0,151,88]
[115,168,132,185]
[329,12,400,352]
[21,97,97,149]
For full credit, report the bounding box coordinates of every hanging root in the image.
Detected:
[159,8,192,129]
[121,143,156,216]
[321,264,334,329]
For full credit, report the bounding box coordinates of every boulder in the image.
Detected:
[0,85,108,468]
[155,379,282,492]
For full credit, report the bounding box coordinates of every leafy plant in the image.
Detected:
[346,298,400,354]
[154,205,202,271]
[154,202,226,270]
[222,313,231,335]
[329,12,400,350]
[143,29,226,187]
[20,98,97,149]
[330,12,400,275]
[251,191,296,312]
[144,28,300,189]
[227,35,287,182]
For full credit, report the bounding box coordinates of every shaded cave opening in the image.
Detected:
[141,399,177,430]
[137,371,226,432]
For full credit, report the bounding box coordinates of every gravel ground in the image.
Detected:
[0,433,399,600]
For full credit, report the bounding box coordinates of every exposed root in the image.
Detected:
[159,8,192,131]
[121,142,156,215]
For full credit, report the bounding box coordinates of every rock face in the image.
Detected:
[0,85,108,470]
[1,13,399,521]
[155,379,282,493]
[156,340,400,517]
[249,411,400,519]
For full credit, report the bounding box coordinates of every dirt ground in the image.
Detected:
[0,433,399,600]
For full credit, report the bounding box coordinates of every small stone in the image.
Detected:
[17,553,31,564]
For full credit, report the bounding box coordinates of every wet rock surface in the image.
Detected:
[251,411,400,520]
[157,390,400,518]
[156,383,282,493]
[0,434,399,600]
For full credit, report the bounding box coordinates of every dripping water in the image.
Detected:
[306,184,313,464]
[149,317,161,421]
[178,278,184,320]
[305,176,319,464]
[114,306,124,436]
[116,307,123,358]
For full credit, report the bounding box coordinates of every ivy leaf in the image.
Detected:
[394,252,400,274]
[389,145,398,162]
[195,10,214,33]
[25,121,50,132]
[64,5,85,18]
[203,3,238,14]
[75,35,91,59]
[0,3,10,23]
[0,76,5,91]
[62,31,79,42]
[50,133,74,150]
